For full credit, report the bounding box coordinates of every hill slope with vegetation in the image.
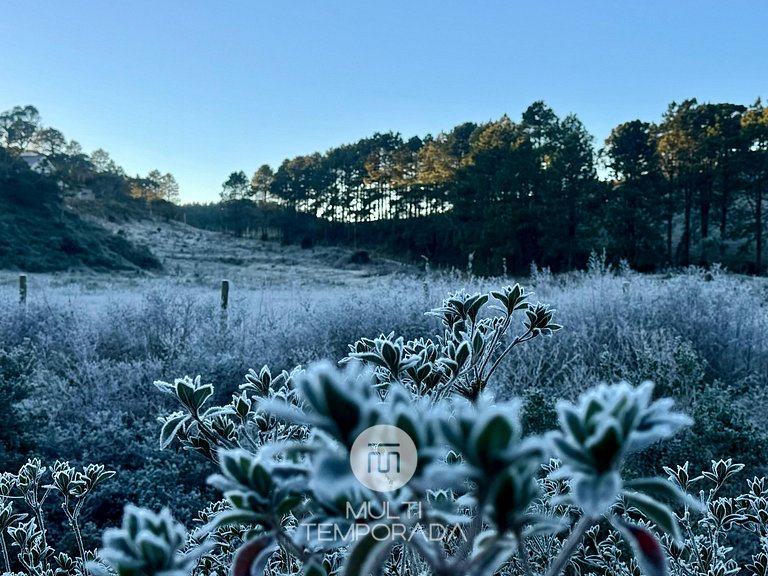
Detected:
[0,148,160,272]
[4,99,768,278]
[0,106,171,272]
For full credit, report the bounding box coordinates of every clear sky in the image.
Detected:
[2,1,766,203]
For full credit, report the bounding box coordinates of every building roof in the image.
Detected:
[19,151,54,173]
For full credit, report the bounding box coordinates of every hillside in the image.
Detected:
[0,205,161,273]
[93,215,414,286]
[0,151,161,272]
[0,168,411,283]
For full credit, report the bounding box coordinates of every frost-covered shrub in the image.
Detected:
[0,343,38,470]
[89,284,750,576]
[89,506,205,576]
[496,265,768,395]
[491,269,768,482]
[521,390,558,435]
[4,271,768,575]
[344,284,560,399]
[0,458,115,575]
[141,366,700,576]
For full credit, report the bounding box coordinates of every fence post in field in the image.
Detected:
[19,274,27,306]
[220,279,230,330]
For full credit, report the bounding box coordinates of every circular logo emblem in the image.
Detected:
[350,425,418,492]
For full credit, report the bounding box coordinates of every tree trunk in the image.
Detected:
[567,195,576,271]
[667,214,673,266]
[700,178,712,238]
[699,175,713,265]
[665,182,674,265]
[682,183,692,267]
[720,186,728,260]
[757,178,764,276]
[720,154,729,240]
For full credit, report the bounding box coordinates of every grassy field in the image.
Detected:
[1,222,767,555]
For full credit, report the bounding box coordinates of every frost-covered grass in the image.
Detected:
[1,265,767,552]
[497,267,768,401]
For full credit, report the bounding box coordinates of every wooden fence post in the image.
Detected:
[220,279,230,330]
[19,274,27,306]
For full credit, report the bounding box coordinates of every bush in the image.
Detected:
[2,270,768,575]
[87,285,767,576]
[0,343,37,470]
[349,250,370,264]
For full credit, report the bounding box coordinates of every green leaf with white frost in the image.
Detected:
[611,516,668,576]
[573,472,622,518]
[622,490,682,542]
[343,528,394,576]
[471,411,516,468]
[159,411,189,450]
[231,534,278,576]
[624,477,703,511]
[455,340,471,369]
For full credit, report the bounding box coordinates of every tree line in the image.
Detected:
[0,105,180,204]
[4,100,767,276]
[219,98,768,275]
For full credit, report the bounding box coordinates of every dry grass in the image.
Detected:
[0,216,416,293]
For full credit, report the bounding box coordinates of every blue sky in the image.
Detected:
[2,1,766,203]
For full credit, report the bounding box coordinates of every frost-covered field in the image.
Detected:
[2,264,768,563]
[4,264,768,416]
